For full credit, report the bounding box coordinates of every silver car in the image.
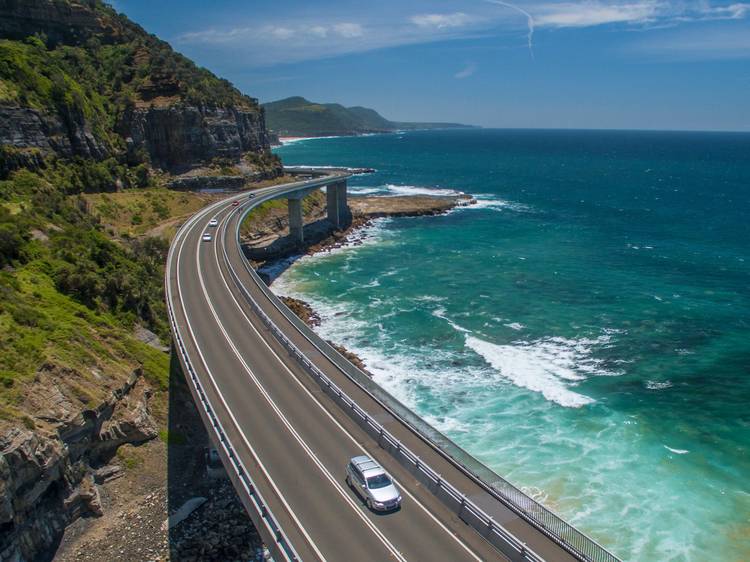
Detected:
[346,455,402,512]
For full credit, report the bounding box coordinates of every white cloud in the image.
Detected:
[176,1,750,67]
[332,22,364,38]
[309,25,328,38]
[266,26,295,40]
[485,1,536,57]
[628,25,750,59]
[411,12,473,29]
[533,2,661,27]
[455,62,478,78]
[677,2,750,22]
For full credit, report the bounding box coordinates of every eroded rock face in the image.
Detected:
[120,105,271,172]
[0,367,157,562]
[0,106,109,166]
[0,0,112,46]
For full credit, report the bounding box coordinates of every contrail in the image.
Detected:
[485,0,536,59]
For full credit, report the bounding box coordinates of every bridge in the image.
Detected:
[165,170,621,562]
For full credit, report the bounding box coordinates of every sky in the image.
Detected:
[112,0,750,131]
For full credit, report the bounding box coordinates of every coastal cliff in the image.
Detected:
[0,1,277,560]
[120,105,270,171]
[0,366,157,562]
[0,0,278,177]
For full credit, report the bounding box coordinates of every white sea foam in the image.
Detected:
[646,380,673,390]
[452,194,532,213]
[505,322,525,331]
[279,218,393,270]
[664,445,689,455]
[348,186,384,195]
[259,254,303,285]
[432,307,471,333]
[278,136,344,145]
[382,184,465,197]
[465,335,596,408]
[413,295,446,303]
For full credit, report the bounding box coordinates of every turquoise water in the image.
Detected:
[274,130,750,561]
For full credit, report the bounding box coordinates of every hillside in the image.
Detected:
[0,2,278,560]
[263,96,474,137]
[0,0,280,174]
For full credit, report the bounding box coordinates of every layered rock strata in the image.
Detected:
[0,367,158,562]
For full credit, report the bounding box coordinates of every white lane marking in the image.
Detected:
[213,211,485,562]
[193,211,408,562]
[171,202,328,561]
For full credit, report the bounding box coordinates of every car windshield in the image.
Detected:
[366,474,391,489]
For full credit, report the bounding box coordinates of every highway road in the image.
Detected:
[165,175,599,562]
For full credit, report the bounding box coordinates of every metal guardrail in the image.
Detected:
[221,224,539,562]
[165,206,301,562]
[229,179,621,562]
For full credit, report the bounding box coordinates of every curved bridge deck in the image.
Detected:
[166,173,619,562]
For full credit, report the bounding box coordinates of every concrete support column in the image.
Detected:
[326,184,340,228]
[288,198,304,245]
[336,181,348,218]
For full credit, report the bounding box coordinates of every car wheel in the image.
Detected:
[366,498,372,510]
[346,475,351,487]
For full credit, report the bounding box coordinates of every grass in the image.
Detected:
[0,261,170,415]
[117,444,145,470]
[240,189,326,237]
[83,189,217,238]
[158,429,186,445]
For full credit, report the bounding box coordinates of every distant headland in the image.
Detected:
[262,96,477,138]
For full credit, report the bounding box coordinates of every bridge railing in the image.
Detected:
[222,246,539,562]
[166,208,301,562]
[230,180,621,562]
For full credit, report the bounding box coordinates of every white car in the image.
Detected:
[202,232,212,242]
[208,218,218,227]
[346,455,402,512]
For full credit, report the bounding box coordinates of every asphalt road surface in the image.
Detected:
[166,179,583,562]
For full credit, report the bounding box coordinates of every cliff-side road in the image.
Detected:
[166,177,583,562]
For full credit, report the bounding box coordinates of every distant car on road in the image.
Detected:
[248,192,256,199]
[346,455,401,512]
[208,219,218,227]
[202,232,212,242]
[231,200,240,207]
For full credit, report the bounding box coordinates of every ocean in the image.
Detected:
[273,129,750,561]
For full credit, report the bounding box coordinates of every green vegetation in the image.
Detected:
[0,3,257,115]
[158,429,185,445]
[116,444,145,470]
[241,190,324,229]
[0,0,262,178]
[263,96,473,136]
[84,189,216,237]
[0,0,274,424]
[0,166,170,414]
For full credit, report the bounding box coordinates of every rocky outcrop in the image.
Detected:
[0,101,272,175]
[0,366,158,562]
[167,175,247,192]
[0,105,109,172]
[0,0,114,47]
[120,105,271,172]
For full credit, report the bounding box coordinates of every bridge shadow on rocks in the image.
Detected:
[166,348,263,561]
[244,215,353,268]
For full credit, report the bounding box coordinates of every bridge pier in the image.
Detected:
[326,181,350,229]
[288,198,304,245]
[286,180,349,246]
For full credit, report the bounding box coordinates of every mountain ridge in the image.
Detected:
[263,96,476,137]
